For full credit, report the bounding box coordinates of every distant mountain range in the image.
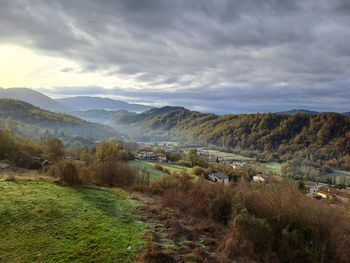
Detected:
[0,87,70,113]
[57,96,151,112]
[0,88,151,113]
[0,88,348,118]
[278,109,350,116]
[277,109,320,115]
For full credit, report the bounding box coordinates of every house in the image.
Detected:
[232,161,247,169]
[136,150,168,162]
[136,150,157,160]
[0,163,10,171]
[209,171,229,184]
[253,175,265,183]
[157,153,167,162]
[316,186,350,203]
[316,186,336,200]
[304,181,325,195]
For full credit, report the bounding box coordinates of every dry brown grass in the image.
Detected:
[153,174,235,225]
[136,233,176,263]
[147,175,350,263]
[215,182,350,263]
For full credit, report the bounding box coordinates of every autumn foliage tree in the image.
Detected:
[45,138,65,161]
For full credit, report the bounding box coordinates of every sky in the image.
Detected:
[0,0,350,114]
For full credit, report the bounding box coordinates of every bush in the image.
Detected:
[154,163,164,171]
[152,174,235,224]
[163,168,171,175]
[12,151,41,170]
[177,160,192,167]
[192,166,205,175]
[78,166,97,184]
[222,181,350,262]
[150,176,350,262]
[47,160,81,185]
[217,212,274,263]
[94,160,150,187]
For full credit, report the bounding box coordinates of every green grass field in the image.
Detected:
[205,149,254,161]
[129,160,195,181]
[128,160,166,181]
[0,180,148,263]
[263,162,282,175]
[331,169,350,177]
[160,163,194,176]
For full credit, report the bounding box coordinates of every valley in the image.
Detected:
[0,90,350,263]
[2,1,350,261]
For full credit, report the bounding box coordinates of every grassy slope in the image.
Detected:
[128,160,195,181]
[128,160,166,181]
[0,180,148,263]
[264,162,282,175]
[206,149,254,161]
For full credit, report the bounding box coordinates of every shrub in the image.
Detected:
[137,233,176,263]
[216,212,274,263]
[12,150,41,170]
[59,161,81,185]
[78,166,96,184]
[154,163,164,171]
[94,160,150,187]
[148,172,350,262]
[95,142,123,161]
[163,168,171,175]
[177,160,192,167]
[45,138,64,161]
[46,160,81,185]
[152,174,235,224]
[133,168,151,188]
[222,181,350,262]
[192,166,205,175]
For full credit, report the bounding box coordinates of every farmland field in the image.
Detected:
[0,180,148,263]
[204,149,254,161]
[263,162,282,175]
[128,160,167,181]
[331,169,350,177]
[128,160,195,180]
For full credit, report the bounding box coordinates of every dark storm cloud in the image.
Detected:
[1,0,350,113]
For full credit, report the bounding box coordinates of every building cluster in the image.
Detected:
[208,171,229,184]
[0,162,10,171]
[135,150,167,162]
[305,181,350,203]
[231,161,247,169]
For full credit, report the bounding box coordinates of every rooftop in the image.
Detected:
[211,171,229,180]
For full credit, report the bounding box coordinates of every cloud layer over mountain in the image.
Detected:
[1,0,349,113]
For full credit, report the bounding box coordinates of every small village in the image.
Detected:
[131,143,350,205]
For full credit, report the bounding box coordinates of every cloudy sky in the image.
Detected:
[0,0,349,114]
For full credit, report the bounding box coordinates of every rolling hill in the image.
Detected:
[58,96,152,112]
[0,87,70,113]
[0,99,116,139]
[111,106,350,165]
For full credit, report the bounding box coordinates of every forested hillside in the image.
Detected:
[0,99,116,139]
[112,106,350,168]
